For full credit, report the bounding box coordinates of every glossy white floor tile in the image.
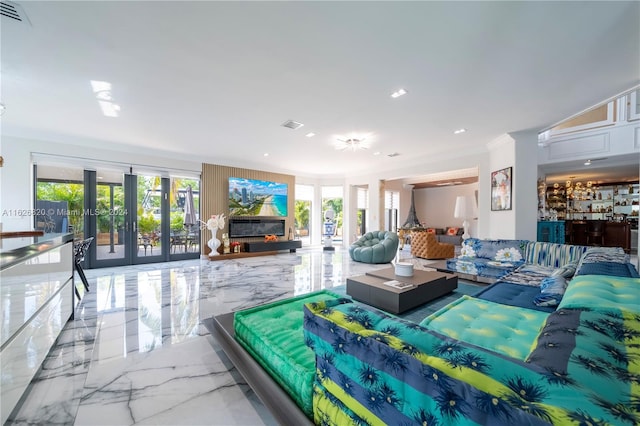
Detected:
[7,246,403,425]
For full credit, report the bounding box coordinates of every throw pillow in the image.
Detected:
[550,261,579,279]
[533,275,568,307]
[426,228,436,234]
[446,227,459,236]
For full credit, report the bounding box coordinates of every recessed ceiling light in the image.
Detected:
[373,151,381,156]
[584,160,591,166]
[453,128,467,134]
[264,153,269,157]
[305,132,315,138]
[391,89,407,98]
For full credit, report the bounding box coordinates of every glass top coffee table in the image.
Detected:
[346,267,458,314]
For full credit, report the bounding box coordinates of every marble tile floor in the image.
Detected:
[7,247,415,425]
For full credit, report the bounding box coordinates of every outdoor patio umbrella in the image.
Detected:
[183,185,197,229]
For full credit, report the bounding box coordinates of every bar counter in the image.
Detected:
[1,232,75,423]
[565,220,632,252]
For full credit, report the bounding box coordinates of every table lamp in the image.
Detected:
[454,195,477,240]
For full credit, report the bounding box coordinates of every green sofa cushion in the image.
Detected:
[233,290,343,417]
[419,295,549,360]
[558,275,640,313]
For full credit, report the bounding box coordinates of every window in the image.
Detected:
[295,184,313,245]
[385,191,400,232]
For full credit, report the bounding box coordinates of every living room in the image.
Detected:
[1,1,639,425]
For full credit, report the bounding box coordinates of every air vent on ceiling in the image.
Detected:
[1,1,30,24]
[281,120,304,130]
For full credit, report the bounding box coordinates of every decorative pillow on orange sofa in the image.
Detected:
[446,227,459,236]
[426,228,436,234]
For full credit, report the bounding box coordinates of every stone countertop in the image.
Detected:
[0,232,74,270]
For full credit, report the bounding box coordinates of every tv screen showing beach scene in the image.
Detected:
[228,177,288,217]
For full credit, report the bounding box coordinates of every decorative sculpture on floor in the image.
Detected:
[205,213,226,255]
[402,184,422,228]
[323,208,336,251]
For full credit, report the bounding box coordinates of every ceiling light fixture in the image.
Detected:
[335,137,369,151]
[391,88,407,98]
[373,151,381,156]
[263,153,269,157]
[454,128,467,134]
[584,160,592,166]
[305,132,315,138]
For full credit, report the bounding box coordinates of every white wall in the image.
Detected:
[487,134,517,239]
[513,131,541,241]
[414,183,479,236]
[0,136,201,232]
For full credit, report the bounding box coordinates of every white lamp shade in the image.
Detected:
[454,195,477,219]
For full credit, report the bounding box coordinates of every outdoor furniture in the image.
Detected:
[170,232,187,253]
[138,234,154,255]
[73,237,94,295]
[186,232,199,252]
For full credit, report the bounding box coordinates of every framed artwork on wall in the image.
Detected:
[491,167,512,211]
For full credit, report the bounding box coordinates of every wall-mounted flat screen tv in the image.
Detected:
[229,177,288,217]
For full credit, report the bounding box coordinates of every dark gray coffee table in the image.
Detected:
[346,267,458,314]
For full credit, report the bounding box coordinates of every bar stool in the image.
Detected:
[73,237,94,295]
[586,220,605,246]
[563,220,572,244]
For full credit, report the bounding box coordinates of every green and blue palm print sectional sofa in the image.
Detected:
[230,243,639,425]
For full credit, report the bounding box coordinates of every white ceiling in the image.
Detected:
[2,1,639,179]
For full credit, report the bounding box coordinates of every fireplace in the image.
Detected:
[229,218,285,238]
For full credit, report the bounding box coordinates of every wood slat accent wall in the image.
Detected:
[201,163,295,255]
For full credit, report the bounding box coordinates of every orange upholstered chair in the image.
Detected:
[410,231,455,260]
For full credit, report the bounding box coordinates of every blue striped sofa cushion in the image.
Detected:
[523,241,589,268]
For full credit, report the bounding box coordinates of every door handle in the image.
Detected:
[133,222,137,232]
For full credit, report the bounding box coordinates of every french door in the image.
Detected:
[88,172,200,268]
[89,171,168,267]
